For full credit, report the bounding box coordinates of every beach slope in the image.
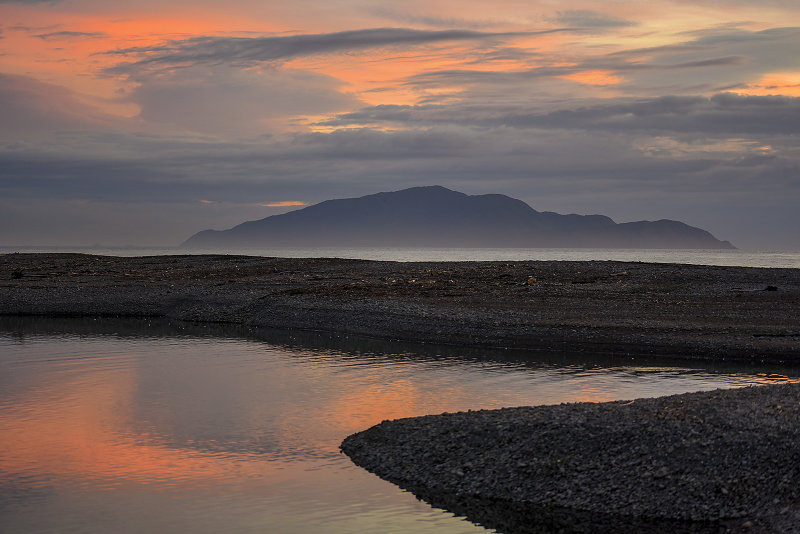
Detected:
[342,384,800,532]
[1,253,798,362]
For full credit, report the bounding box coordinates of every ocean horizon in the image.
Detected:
[3,245,800,269]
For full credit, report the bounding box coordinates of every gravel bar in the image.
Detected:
[342,384,800,533]
[1,253,798,362]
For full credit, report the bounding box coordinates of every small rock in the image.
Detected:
[653,466,669,479]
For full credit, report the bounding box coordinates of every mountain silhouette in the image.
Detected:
[182,186,735,249]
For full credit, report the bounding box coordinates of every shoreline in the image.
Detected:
[1,252,798,363]
[342,384,800,533]
[3,253,799,532]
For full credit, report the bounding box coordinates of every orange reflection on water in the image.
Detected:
[7,337,792,501]
[326,377,435,435]
[0,363,292,491]
[0,346,491,494]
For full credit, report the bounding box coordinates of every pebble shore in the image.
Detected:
[342,384,800,533]
[1,253,798,362]
[2,253,799,532]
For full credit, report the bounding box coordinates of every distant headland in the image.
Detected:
[181,185,735,249]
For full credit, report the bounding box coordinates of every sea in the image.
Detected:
[2,246,800,268]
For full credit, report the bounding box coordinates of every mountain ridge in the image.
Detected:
[182,185,735,249]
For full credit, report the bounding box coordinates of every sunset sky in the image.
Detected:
[1,0,798,248]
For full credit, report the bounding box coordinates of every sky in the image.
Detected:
[1,0,798,249]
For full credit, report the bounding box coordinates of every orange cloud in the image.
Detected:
[737,73,800,97]
[560,70,623,86]
[0,7,284,115]
[262,201,306,207]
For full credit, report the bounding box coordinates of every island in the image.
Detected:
[182,186,735,250]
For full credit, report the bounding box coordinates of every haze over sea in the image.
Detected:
[2,246,800,269]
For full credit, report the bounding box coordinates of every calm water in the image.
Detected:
[1,318,799,534]
[3,246,800,268]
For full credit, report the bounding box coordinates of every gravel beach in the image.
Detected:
[342,384,800,533]
[2,253,799,532]
[1,253,798,362]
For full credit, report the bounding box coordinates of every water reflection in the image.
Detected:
[1,317,798,534]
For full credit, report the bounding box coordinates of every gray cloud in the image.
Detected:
[620,26,800,90]
[687,26,800,46]
[499,93,800,135]
[554,10,634,30]
[6,24,59,32]
[1,60,357,140]
[366,7,504,30]
[662,56,746,69]
[108,28,530,73]
[0,152,174,201]
[2,114,798,248]
[401,25,799,97]
[323,93,800,136]
[0,128,712,201]
[404,55,749,93]
[0,72,123,137]
[34,31,107,41]
[128,65,358,136]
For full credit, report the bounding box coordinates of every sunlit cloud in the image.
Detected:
[633,136,778,158]
[106,28,532,73]
[560,70,623,85]
[319,93,800,135]
[262,201,306,207]
[737,72,800,96]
